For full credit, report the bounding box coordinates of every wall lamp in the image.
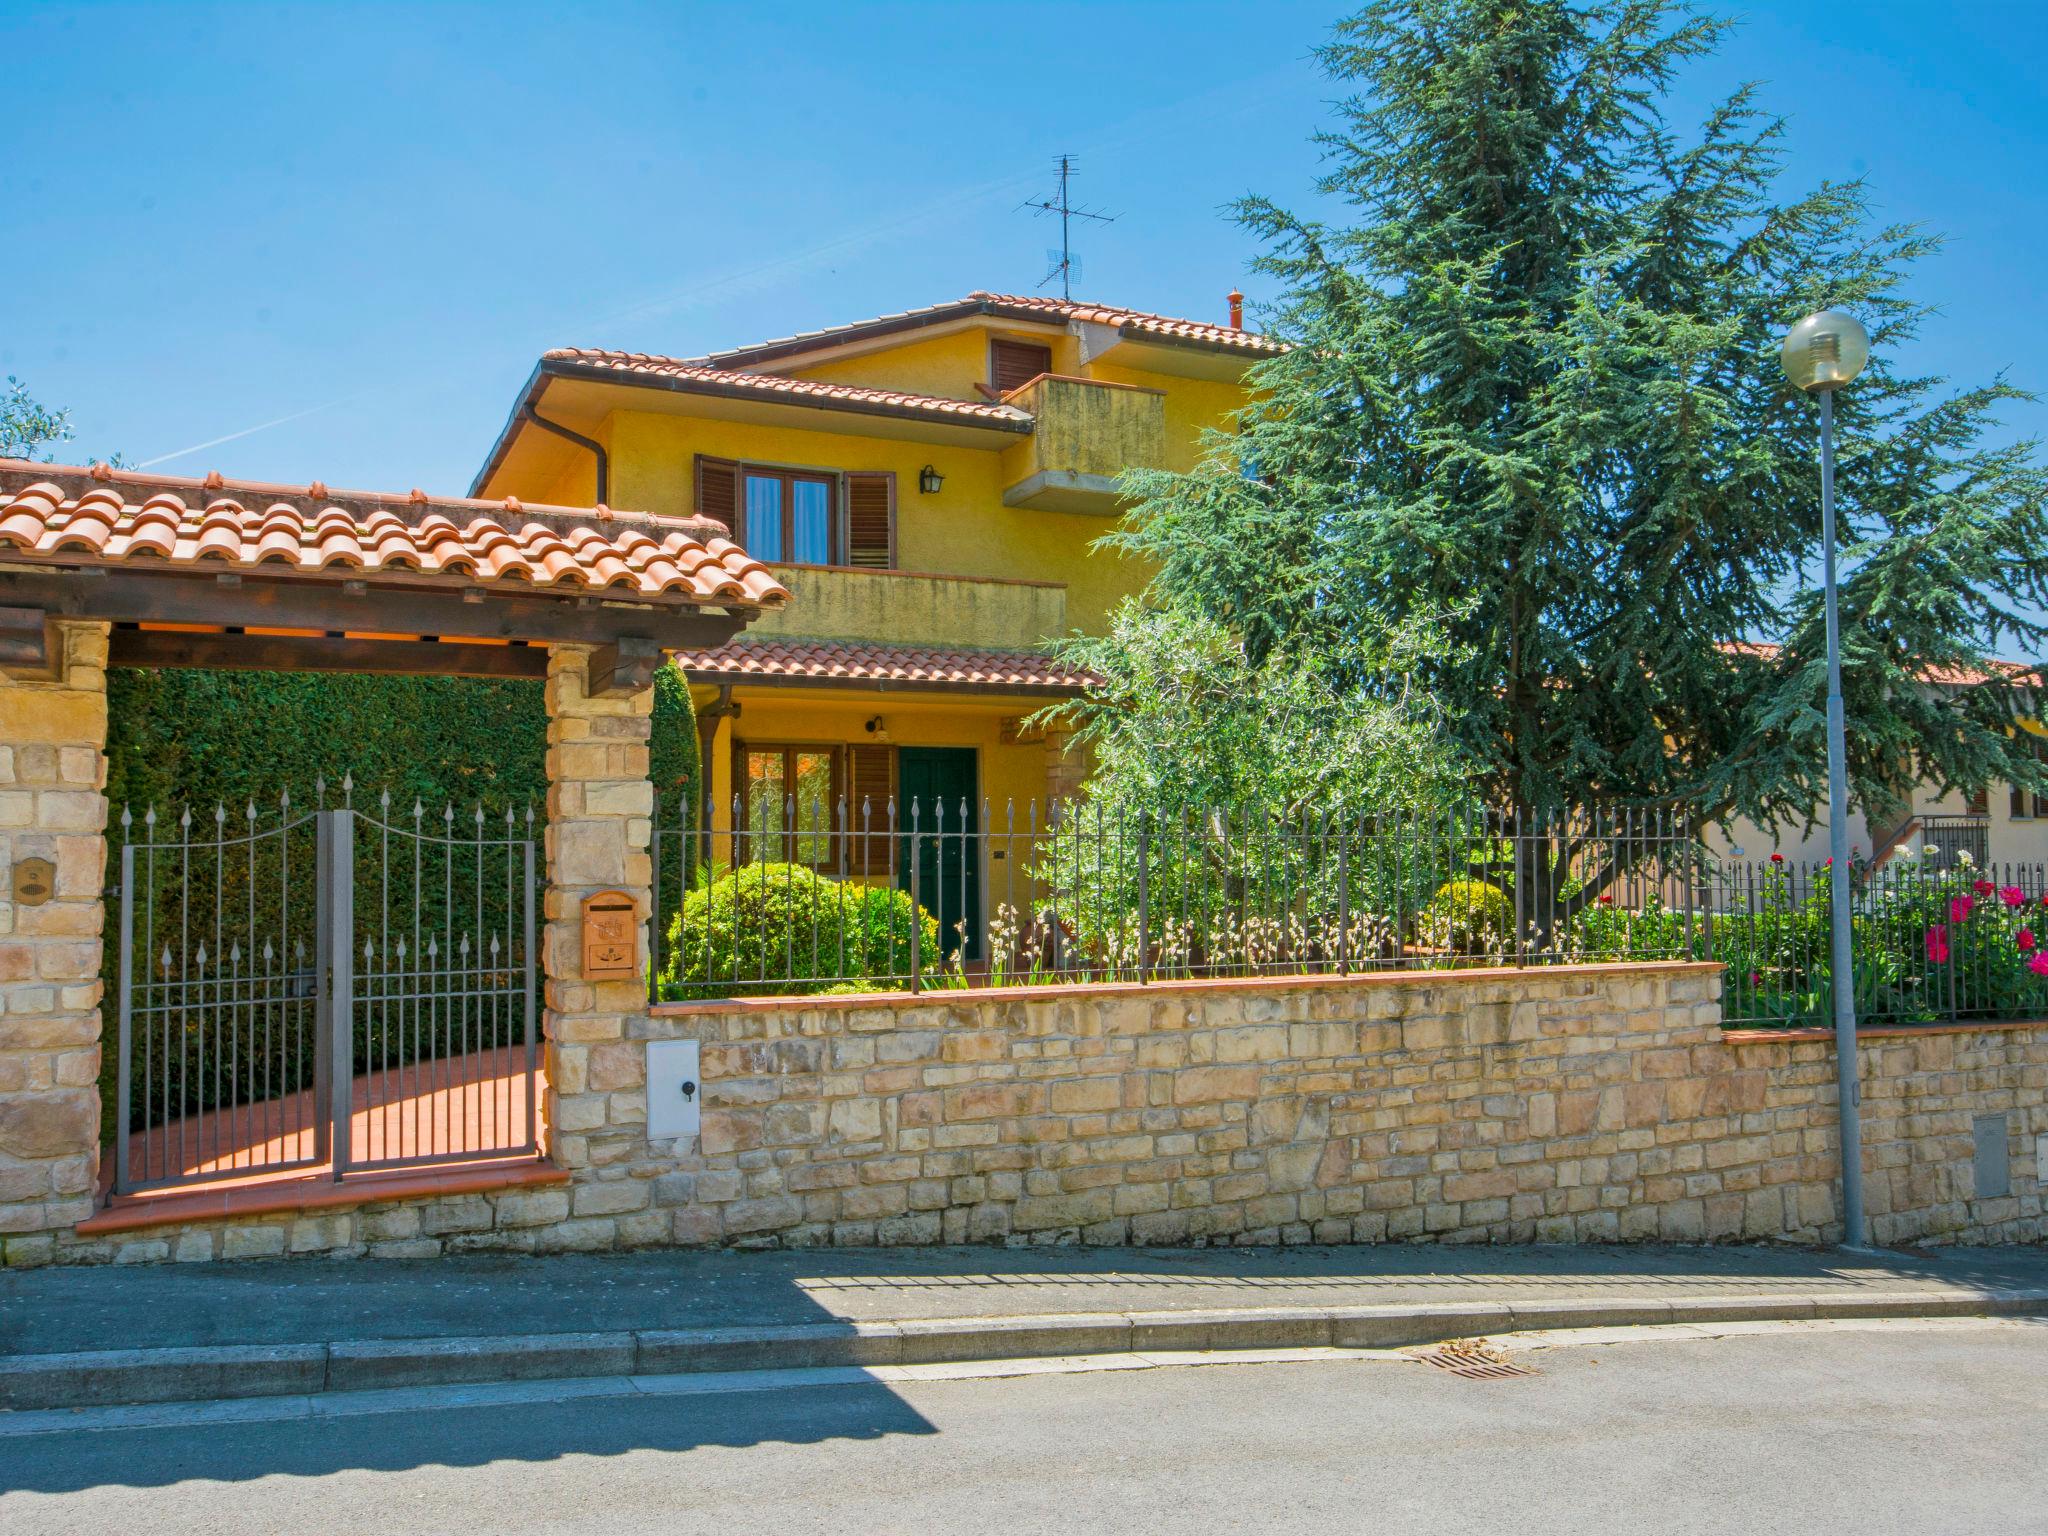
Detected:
[918,464,944,495]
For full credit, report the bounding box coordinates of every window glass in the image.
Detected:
[793,751,834,864]
[744,749,785,862]
[744,475,784,562]
[791,479,831,564]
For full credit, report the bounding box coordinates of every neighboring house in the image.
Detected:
[472,292,1276,941]
[1703,649,2048,872]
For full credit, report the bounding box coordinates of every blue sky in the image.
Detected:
[4,1,2045,498]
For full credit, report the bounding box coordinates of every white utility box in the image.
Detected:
[646,1039,702,1142]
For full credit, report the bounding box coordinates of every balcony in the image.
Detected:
[742,564,1066,652]
[999,375,1167,514]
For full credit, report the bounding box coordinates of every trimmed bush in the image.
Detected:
[661,863,939,997]
[1420,878,1512,955]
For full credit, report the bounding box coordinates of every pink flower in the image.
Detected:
[2030,952,2048,979]
[2002,886,2028,909]
[1951,895,1976,923]
[1973,879,1996,897]
[1926,924,1952,965]
[2019,929,2037,953]
[1750,970,1762,985]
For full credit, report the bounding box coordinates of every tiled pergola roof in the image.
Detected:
[0,461,787,692]
[0,461,788,609]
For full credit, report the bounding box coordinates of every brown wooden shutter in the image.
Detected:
[844,745,896,876]
[844,471,896,569]
[695,455,739,535]
[989,338,1052,396]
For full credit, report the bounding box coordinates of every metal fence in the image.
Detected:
[650,793,2048,1031]
[650,797,1702,1002]
[110,781,538,1194]
[1705,850,2048,1030]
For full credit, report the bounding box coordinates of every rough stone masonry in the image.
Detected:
[21,960,2047,1264]
[0,620,111,1243]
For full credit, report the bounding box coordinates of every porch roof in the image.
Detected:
[673,639,1097,696]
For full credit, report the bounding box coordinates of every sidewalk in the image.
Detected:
[6,1243,2047,1411]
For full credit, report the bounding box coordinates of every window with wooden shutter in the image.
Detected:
[845,744,896,876]
[695,455,738,531]
[844,471,895,569]
[989,338,1053,396]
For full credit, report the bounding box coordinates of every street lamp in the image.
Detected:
[1780,307,1872,1249]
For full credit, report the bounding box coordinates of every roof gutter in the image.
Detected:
[520,400,609,507]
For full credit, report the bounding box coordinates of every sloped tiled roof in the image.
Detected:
[541,349,1033,430]
[672,639,1096,694]
[692,291,1283,369]
[966,293,1284,355]
[1720,639,2041,689]
[0,461,789,608]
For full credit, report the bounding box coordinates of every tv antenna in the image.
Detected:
[1021,154,1115,300]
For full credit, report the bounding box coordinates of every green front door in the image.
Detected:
[897,747,981,961]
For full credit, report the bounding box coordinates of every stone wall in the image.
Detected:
[23,961,2048,1263]
[0,621,111,1243]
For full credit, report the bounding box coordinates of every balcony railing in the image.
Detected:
[1000,374,1167,514]
[742,564,1066,652]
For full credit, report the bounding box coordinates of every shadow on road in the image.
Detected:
[0,1376,936,1494]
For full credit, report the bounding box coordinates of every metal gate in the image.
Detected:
[114,793,536,1194]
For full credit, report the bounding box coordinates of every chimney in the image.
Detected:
[1227,290,1244,330]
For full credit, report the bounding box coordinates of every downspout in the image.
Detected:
[520,400,609,506]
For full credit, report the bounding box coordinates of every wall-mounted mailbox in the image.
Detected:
[647,1040,701,1141]
[580,890,640,979]
[11,857,54,907]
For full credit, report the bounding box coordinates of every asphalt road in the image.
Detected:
[3,1322,2045,1534]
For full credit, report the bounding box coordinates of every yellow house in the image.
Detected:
[471,291,1275,952]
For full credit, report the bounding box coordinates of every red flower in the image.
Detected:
[1770,852,1784,865]
[2018,929,2037,953]
[1973,879,1996,897]
[1926,924,1951,965]
[2031,952,2048,979]
[2002,886,2028,909]
[1597,894,1613,905]
[1951,895,1976,923]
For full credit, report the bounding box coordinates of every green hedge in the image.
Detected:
[107,663,699,817]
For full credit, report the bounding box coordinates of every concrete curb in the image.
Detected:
[6,1287,2046,1412]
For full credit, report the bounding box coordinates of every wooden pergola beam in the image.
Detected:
[108,629,554,680]
[0,568,749,647]
[0,568,750,693]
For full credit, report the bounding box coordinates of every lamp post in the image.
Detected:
[1780,307,1873,1249]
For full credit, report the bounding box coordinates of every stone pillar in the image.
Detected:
[0,621,110,1258]
[541,647,657,1225]
[1044,723,1085,803]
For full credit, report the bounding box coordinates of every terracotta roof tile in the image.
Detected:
[0,461,789,609]
[690,293,1284,368]
[542,350,1034,429]
[1720,639,2040,688]
[672,639,1096,694]
[965,292,1284,355]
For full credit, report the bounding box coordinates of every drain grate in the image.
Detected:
[1410,1338,1534,1380]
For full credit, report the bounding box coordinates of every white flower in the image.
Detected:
[1923,845,1940,857]
[1958,849,1975,866]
